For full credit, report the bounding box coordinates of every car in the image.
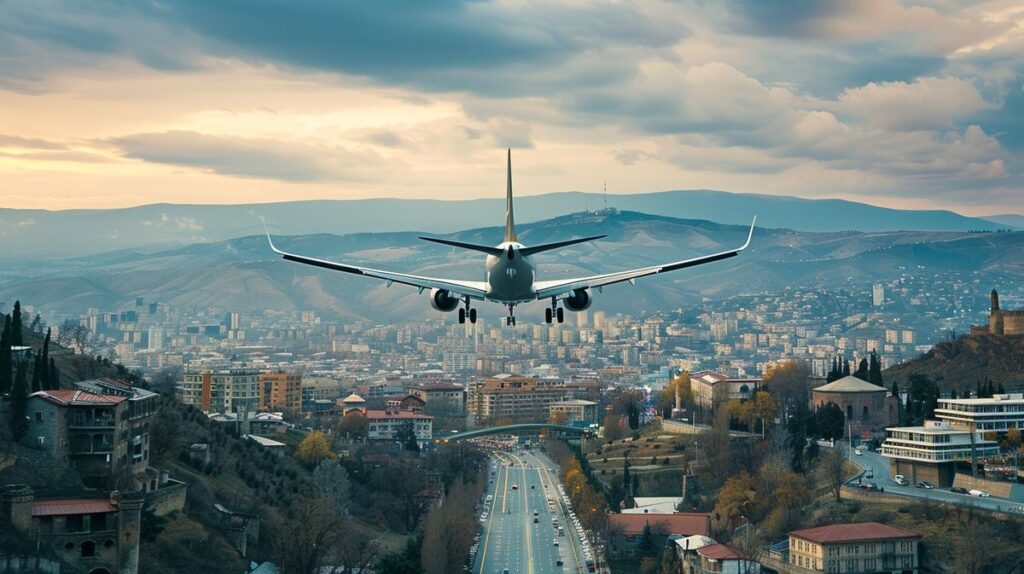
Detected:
[854,448,863,456]
[969,489,991,497]
[951,486,969,494]
[893,474,909,486]
[556,559,564,567]
[534,518,539,523]
[916,481,934,489]
[865,470,874,479]
[511,484,519,490]
[553,539,559,546]
[859,482,879,491]
[531,485,536,489]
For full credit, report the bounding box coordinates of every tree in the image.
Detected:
[603,414,626,442]
[313,459,352,514]
[638,523,656,558]
[819,444,847,501]
[655,372,692,419]
[49,358,59,390]
[853,358,868,381]
[891,381,902,424]
[40,328,51,390]
[30,351,41,393]
[273,496,376,574]
[397,421,421,452]
[814,402,845,441]
[841,359,850,377]
[296,431,336,466]
[333,412,369,444]
[0,315,11,395]
[868,350,883,387]
[10,301,23,347]
[763,361,810,421]
[9,359,29,441]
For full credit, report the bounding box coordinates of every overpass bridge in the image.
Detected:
[440,423,593,442]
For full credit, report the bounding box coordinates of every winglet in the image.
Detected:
[262,217,285,255]
[504,148,517,243]
[739,216,757,251]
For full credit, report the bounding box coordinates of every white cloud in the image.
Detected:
[837,76,989,131]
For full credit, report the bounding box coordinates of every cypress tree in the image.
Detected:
[869,350,883,386]
[950,389,958,399]
[11,301,23,347]
[30,351,42,393]
[40,328,51,390]
[976,381,982,398]
[997,382,1006,395]
[854,358,868,381]
[49,358,59,390]
[987,380,995,398]
[842,359,850,377]
[891,381,902,425]
[0,316,11,395]
[10,359,29,441]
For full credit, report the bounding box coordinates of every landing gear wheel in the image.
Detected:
[545,308,553,324]
[458,308,466,324]
[469,308,477,324]
[556,307,564,324]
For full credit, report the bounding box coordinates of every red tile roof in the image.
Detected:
[364,409,433,420]
[790,522,920,544]
[608,513,711,537]
[698,543,743,560]
[30,390,125,407]
[32,499,117,517]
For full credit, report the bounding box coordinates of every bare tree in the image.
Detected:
[313,459,352,514]
[819,444,847,501]
[274,496,376,574]
[57,320,92,355]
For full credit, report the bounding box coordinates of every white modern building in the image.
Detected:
[934,393,1024,434]
[880,420,1000,487]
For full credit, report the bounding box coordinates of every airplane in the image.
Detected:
[266,150,756,326]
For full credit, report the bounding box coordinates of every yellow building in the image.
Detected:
[788,522,920,573]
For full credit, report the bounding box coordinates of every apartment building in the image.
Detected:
[788,522,920,573]
[548,399,599,425]
[409,382,466,416]
[259,370,302,414]
[466,374,569,424]
[689,370,761,412]
[180,365,259,414]
[364,409,434,449]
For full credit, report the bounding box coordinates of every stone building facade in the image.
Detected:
[1,485,144,574]
[973,289,1024,335]
[811,376,897,438]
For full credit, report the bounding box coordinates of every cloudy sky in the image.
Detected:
[1,0,1021,215]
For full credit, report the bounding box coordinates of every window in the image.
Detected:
[35,412,42,422]
[81,540,96,557]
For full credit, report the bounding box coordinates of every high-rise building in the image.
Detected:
[259,371,302,414]
[872,283,885,307]
[180,365,259,414]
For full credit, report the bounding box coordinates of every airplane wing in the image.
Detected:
[265,229,488,300]
[534,217,756,300]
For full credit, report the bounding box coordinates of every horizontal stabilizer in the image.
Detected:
[419,236,503,256]
[519,235,606,257]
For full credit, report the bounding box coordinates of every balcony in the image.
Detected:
[68,415,115,429]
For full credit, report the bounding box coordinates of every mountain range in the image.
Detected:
[2,210,1023,321]
[1,189,1019,261]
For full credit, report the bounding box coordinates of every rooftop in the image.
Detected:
[698,543,744,560]
[608,512,711,536]
[32,499,117,517]
[364,409,433,420]
[938,393,1024,405]
[813,376,887,394]
[789,522,920,544]
[30,389,125,407]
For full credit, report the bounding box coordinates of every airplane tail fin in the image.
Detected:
[504,148,517,243]
[519,235,606,257]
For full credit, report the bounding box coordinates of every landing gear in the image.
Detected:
[459,299,477,324]
[505,305,517,326]
[545,298,564,324]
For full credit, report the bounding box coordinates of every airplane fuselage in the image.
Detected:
[484,242,537,303]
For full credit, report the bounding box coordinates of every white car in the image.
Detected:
[969,489,991,497]
[854,448,863,456]
[893,475,909,486]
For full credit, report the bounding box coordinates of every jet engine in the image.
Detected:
[429,288,460,312]
[563,288,592,311]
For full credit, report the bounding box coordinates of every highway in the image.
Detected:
[474,448,588,574]
[850,449,1024,514]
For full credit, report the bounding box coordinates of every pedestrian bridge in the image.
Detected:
[440,423,592,442]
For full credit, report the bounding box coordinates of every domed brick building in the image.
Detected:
[811,375,897,438]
